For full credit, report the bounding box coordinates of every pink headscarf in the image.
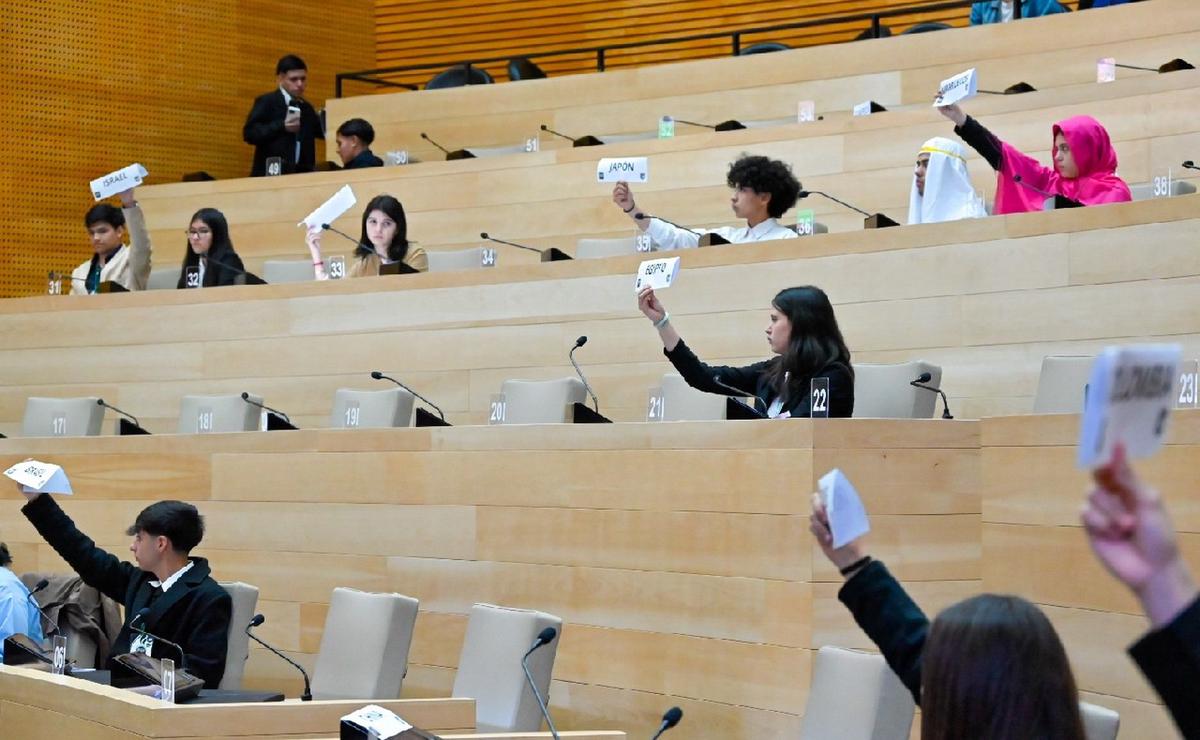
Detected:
[993,115,1132,214]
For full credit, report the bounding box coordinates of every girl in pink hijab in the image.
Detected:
[938,102,1131,214]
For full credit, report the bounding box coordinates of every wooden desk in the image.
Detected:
[0,665,474,739]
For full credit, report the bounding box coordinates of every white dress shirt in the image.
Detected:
[644,216,798,251]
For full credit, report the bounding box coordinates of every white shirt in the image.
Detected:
[152,561,194,594]
[644,216,797,251]
[280,86,301,164]
[1000,0,1015,22]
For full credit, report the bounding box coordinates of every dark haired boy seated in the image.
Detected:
[70,187,152,294]
[19,490,231,688]
[612,154,802,250]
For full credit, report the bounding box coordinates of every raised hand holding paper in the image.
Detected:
[1078,344,1181,469]
[91,164,147,201]
[597,157,649,182]
[818,468,869,548]
[341,704,412,739]
[933,68,978,108]
[634,256,680,292]
[299,185,357,230]
[3,459,73,495]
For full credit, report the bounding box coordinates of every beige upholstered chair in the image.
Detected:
[427,247,493,272]
[498,378,586,424]
[798,646,915,740]
[852,361,943,418]
[1129,179,1195,201]
[146,267,179,290]
[1033,355,1094,414]
[575,236,641,259]
[22,397,104,437]
[452,603,563,733]
[261,260,315,284]
[1080,700,1120,740]
[177,394,262,434]
[310,587,420,700]
[329,388,415,429]
[217,581,260,690]
[659,373,728,421]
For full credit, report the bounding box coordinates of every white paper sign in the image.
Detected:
[633,256,681,292]
[341,704,413,740]
[798,100,816,123]
[1097,57,1116,83]
[818,469,870,549]
[3,459,74,495]
[934,68,978,107]
[852,101,875,117]
[1078,344,1181,469]
[90,163,147,201]
[597,157,649,183]
[299,185,357,230]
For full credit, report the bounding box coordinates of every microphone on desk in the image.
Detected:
[129,607,188,671]
[569,336,600,413]
[246,614,312,701]
[481,232,573,262]
[633,212,704,237]
[711,374,766,419]
[1182,160,1200,171]
[1113,58,1193,73]
[1013,175,1081,210]
[539,124,575,142]
[522,626,560,740]
[674,118,747,131]
[240,392,297,430]
[910,372,954,420]
[420,132,475,160]
[799,190,898,228]
[651,706,684,739]
[321,222,362,247]
[26,579,60,639]
[480,232,542,255]
[96,398,150,435]
[539,124,604,148]
[371,371,447,423]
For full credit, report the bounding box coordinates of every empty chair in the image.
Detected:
[425,64,494,90]
[575,236,641,259]
[798,646,915,740]
[310,587,420,700]
[146,267,179,290]
[1129,179,1196,201]
[452,603,563,733]
[508,57,546,81]
[739,42,790,55]
[177,394,262,434]
[329,387,415,429]
[1080,700,1120,740]
[426,247,493,272]
[853,362,943,419]
[217,581,259,690]
[659,373,728,421]
[1033,355,1094,414]
[261,260,315,284]
[22,396,104,437]
[498,378,586,424]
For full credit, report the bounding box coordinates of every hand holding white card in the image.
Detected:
[299,185,357,230]
[91,163,148,201]
[933,68,978,107]
[597,157,649,182]
[3,460,73,495]
[818,468,869,548]
[633,256,680,292]
[1078,344,1181,469]
[341,704,413,740]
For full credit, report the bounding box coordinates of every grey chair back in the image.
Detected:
[217,581,260,690]
[22,396,104,437]
[852,362,943,418]
[498,378,586,424]
[311,587,420,700]
[1033,356,1094,414]
[329,387,415,428]
[798,645,916,740]
[177,394,262,433]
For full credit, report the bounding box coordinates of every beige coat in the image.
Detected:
[348,246,429,276]
[69,206,152,293]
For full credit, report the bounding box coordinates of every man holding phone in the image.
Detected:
[242,54,324,177]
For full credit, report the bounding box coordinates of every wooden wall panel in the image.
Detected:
[0,2,375,299]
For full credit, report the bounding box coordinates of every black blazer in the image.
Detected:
[22,495,231,689]
[176,247,246,289]
[344,149,384,169]
[664,339,855,418]
[838,560,927,704]
[1129,596,1200,738]
[242,89,324,177]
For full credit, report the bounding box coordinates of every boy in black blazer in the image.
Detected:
[243,54,324,177]
[20,492,231,689]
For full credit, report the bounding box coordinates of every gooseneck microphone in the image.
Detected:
[96,398,140,428]
[674,119,716,129]
[246,614,313,701]
[419,132,451,155]
[1013,175,1080,209]
[539,124,575,142]
[321,223,362,247]
[910,372,954,420]
[569,336,600,413]
[711,374,749,398]
[633,212,703,237]
[26,579,59,639]
[651,706,684,739]
[371,371,445,421]
[480,232,542,254]
[521,626,560,740]
[129,607,187,670]
[1182,160,1200,171]
[240,392,292,425]
[799,190,871,218]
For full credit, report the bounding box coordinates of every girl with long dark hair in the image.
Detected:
[176,208,246,288]
[636,284,854,417]
[306,194,427,278]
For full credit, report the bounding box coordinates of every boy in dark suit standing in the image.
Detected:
[19,490,231,688]
[243,54,325,177]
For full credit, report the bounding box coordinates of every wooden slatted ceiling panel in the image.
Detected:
[371,0,970,89]
[0,1,374,299]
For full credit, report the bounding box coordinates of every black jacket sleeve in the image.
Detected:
[242,93,285,146]
[954,115,1003,171]
[664,339,772,397]
[21,494,137,607]
[171,582,232,689]
[838,560,928,705]
[1129,596,1200,738]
